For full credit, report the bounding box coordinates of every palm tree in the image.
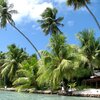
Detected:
[13,55,38,91]
[0,1,41,58]
[66,0,100,30]
[37,50,61,89]
[1,44,28,87]
[37,47,87,90]
[0,51,5,81]
[77,29,100,75]
[0,51,5,66]
[38,7,64,35]
[37,34,87,90]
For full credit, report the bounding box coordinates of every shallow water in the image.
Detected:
[0,91,100,100]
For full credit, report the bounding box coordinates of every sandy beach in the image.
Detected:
[72,89,100,97]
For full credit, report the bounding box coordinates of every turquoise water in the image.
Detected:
[0,91,100,100]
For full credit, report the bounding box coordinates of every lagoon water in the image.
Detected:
[0,91,100,100]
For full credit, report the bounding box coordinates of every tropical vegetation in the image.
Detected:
[0,0,100,93]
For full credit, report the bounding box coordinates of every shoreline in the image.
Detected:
[71,89,100,98]
[0,88,100,98]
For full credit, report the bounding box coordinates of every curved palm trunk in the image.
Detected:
[85,3,100,30]
[7,20,41,58]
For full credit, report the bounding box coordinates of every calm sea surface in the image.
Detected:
[0,91,100,100]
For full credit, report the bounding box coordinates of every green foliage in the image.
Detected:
[1,44,28,86]
[0,52,5,78]
[48,34,67,59]
[0,3,100,91]
[0,30,99,90]
[74,65,91,78]
[77,29,100,75]
[37,33,89,90]
[13,55,39,91]
[68,82,76,89]
[0,0,17,28]
[7,44,28,63]
[38,7,63,35]
[66,0,90,10]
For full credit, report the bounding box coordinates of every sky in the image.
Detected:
[0,0,100,55]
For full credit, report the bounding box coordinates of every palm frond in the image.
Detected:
[17,69,32,77]
[8,10,18,14]
[13,77,30,86]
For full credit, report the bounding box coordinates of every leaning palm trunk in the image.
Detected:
[85,3,100,30]
[7,19,41,58]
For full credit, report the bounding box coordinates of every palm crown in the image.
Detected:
[66,0,90,10]
[0,1,17,28]
[77,29,100,75]
[38,7,64,35]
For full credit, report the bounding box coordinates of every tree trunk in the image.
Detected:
[89,63,94,76]
[85,3,100,30]
[61,80,67,93]
[7,20,41,58]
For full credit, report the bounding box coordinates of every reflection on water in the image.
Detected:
[0,91,100,100]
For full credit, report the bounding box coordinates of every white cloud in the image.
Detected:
[7,0,87,24]
[67,21,74,27]
[32,24,41,30]
[8,0,53,23]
